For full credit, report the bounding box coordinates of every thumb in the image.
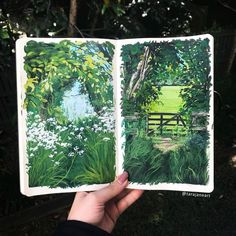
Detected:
[94,172,129,203]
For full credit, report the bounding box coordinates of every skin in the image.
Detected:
[68,172,144,233]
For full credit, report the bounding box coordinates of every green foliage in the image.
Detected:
[124,133,209,185]
[27,112,115,188]
[123,137,167,183]
[23,40,114,120]
[0,13,19,71]
[121,38,212,186]
[70,132,115,186]
[22,39,116,188]
[0,0,193,39]
[122,116,147,138]
[121,38,212,117]
[177,38,212,116]
[103,0,192,38]
[168,133,209,184]
[28,149,68,187]
[0,0,67,37]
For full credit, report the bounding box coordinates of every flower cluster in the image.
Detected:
[26,112,85,159]
[98,109,115,133]
[26,108,114,161]
[27,113,60,151]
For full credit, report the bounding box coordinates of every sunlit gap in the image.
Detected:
[61,80,95,121]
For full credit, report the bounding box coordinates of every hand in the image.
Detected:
[67,172,144,233]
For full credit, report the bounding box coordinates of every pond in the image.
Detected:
[61,80,95,121]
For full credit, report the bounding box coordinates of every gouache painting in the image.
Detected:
[21,39,115,188]
[120,35,213,189]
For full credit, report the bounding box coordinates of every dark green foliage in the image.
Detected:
[168,134,209,184]
[124,137,167,183]
[124,134,209,185]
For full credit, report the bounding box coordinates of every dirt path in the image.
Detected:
[153,137,180,152]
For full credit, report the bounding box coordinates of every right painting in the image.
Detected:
[120,35,213,188]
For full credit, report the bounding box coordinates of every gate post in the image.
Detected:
[160,113,163,135]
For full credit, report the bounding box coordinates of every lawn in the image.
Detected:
[147,86,185,113]
[147,86,186,133]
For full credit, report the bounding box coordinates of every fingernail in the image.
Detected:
[117,172,128,184]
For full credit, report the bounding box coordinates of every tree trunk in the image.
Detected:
[68,0,78,37]
[128,46,150,98]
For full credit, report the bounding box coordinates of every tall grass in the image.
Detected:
[168,142,209,184]
[27,111,115,188]
[28,130,115,188]
[68,131,115,186]
[123,137,168,184]
[28,147,68,187]
[123,132,209,185]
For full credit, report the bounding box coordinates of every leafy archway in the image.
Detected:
[24,39,114,123]
[121,38,211,118]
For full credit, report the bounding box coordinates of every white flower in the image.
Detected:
[54,161,60,166]
[61,143,69,147]
[68,152,74,157]
[78,150,84,155]
[103,137,110,141]
[61,127,67,131]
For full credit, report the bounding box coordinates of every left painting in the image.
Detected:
[17,38,116,194]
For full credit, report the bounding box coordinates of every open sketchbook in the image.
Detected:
[16,34,214,196]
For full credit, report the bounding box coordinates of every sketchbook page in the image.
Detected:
[116,34,214,193]
[16,37,117,196]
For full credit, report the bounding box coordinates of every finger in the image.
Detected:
[70,192,88,210]
[113,189,133,202]
[116,189,144,215]
[94,172,129,203]
[73,192,88,203]
[67,192,88,220]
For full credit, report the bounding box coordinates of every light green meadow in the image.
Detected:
[148,86,185,113]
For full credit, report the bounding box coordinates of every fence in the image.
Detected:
[148,112,186,134]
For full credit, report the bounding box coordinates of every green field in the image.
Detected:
[147,86,186,133]
[147,86,185,113]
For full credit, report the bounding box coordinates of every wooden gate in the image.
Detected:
[148,112,186,134]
